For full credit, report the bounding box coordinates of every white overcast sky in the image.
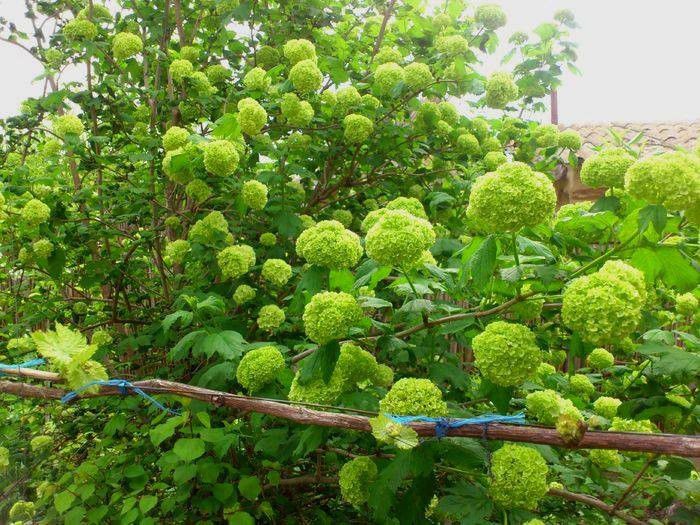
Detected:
[1,0,699,124]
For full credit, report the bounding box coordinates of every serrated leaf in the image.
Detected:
[173,438,205,462]
[370,414,419,449]
[297,340,341,385]
[469,234,497,290]
[169,330,205,361]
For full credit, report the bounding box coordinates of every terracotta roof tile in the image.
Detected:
[560,121,700,158]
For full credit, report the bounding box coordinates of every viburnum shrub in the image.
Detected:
[0,1,698,524]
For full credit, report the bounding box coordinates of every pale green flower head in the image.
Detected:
[343,114,374,144]
[237,98,267,135]
[169,59,194,83]
[296,220,363,270]
[203,140,239,176]
[236,346,285,392]
[162,126,189,151]
[243,67,271,91]
[217,245,256,280]
[261,258,292,287]
[339,457,378,507]
[21,199,51,227]
[241,180,268,210]
[404,62,433,91]
[489,444,548,511]
[63,19,97,41]
[466,161,556,233]
[581,148,635,189]
[289,59,323,94]
[374,62,405,95]
[592,396,622,419]
[281,93,314,127]
[257,304,285,331]
[586,348,615,370]
[484,71,518,109]
[379,378,447,416]
[302,291,363,344]
[283,39,317,65]
[53,114,85,138]
[472,321,542,386]
[364,209,435,267]
[112,32,143,60]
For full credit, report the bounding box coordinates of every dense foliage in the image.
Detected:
[1,1,698,524]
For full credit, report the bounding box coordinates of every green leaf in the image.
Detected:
[150,415,184,447]
[212,113,241,140]
[55,490,76,514]
[169,330,205,361]
[297,340,340,384]
[370,414,419,449]
[213,483,235,503]
[162,310,193,333]
[227,511,255,525]
[638,204,667,234]
[469,234,497,290]
[359,296,393,309]
[238,476,261,500]
[636,342,700,381]
[329,269,355,292]
[173,438,206,462]
[631,247,698,292]
[139,495,158,515]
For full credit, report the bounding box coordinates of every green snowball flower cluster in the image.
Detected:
[466,162,556,233]
[484,72,518,109]
[592,396,622,419]
[475,4,507,30]
[533,124,559,147]
[32,239,54,259]
[76,3,112,20]
[586,348,615,370]
[188,72,216,95]
[523,520,545,525]
[178,45,200,62]
[296,220,363,270]
[283,39,316,65]
[63,19,97,41]
[483,151,507,171]
[472,321,542,386]
[241,180,268,210]
[624,151,700,212]
[237,98,267,135]
[481,136,502,153]
[343,114,374,144]
[21,199,51,227]
[257,304,285,331]
[260,232,276,247]
[336,86,362,113]
[206,64,230,84]
[364,210,436,267]
[261,258,292,287]
[112,32,143,60]
[185,179,212,204]
[339,457,378,507]
[489,444,548,510]
[457,133,481,156]
[91,329,113,347]
[404,62,433,90]
[164,239,190,265]
[288,343,383,404]
[435,35,469,55]
[257,45,280,68]
[526,389,581,425]
[558,129,582,151]
[374,62,405,95]
[233,284,256,305]
[580,148,635,189]
[188,211,229,244]
[243,67,270,91]
[609,417,657,434]
[373,364,394,387]
[217,245,256,280]
[676,292,698,316]
[562,269,644,345]
[236,346,285,392]
[53,114,85,138]
[569,374,595,398]
[9,500,36,522]
[589,449,622,469]
[298,214,316,229]
[438,102,459,125]
[203,140,239,176]
[44,48,64,68]
[379,378,447,416]
[289,59,323,94]
[302,291,363,344]
[0,446,9,471]
[374,47,402,64]
[162,126,189,151]
[169,59,194,83]
[325,211,348,229]
[40,139,62,156]
[281,93,314,127]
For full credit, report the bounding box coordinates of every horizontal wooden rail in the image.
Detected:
[1,370,698,457]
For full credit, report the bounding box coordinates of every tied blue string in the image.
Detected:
[389,412,526,439]
[61,379,180,416]
[0,358,46,375]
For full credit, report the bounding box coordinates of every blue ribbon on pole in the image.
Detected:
[0,358,46,375]
[61,379,181,416]
[388,412,526,438]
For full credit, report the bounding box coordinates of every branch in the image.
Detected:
[549,487,648,525]
[1,377,698,457]
[371,0,397,58]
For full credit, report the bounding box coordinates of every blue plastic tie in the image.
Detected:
[61,379,180,416]
[0,358,46,375]
[388,412,526,438]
